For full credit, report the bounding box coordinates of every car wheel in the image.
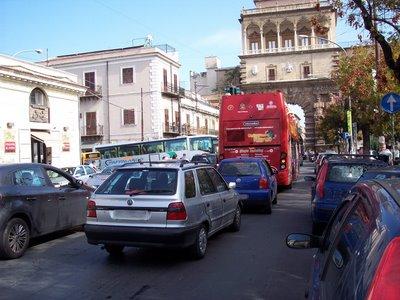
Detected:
[262,199,272,215]
[272,193,278,205]
[0,218,30,259]
[230,205,241,232]
[190,225,208,259]
[104,244,124,256]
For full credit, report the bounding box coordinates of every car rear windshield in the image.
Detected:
[219,162,261,176]
[96,168,178,195]
[361,172,400,181]
[327,164,366,183]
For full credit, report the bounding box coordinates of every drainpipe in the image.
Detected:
[105,61,110,143]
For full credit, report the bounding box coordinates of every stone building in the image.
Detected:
[239,0,340,150]
[0,54,85,167]
[45,45,219,151]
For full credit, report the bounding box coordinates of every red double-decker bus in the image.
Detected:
[219,92,298,187]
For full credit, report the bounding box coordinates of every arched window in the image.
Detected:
[30,88,48,106]
[29,88,50,123]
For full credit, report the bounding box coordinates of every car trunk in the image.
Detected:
[93,194,174,228]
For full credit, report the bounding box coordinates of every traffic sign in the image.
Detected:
[380,93,400,114]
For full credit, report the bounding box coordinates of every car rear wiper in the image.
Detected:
[125,190,146,196]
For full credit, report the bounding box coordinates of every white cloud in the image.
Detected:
[192,29,241,48]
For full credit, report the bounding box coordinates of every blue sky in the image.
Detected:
[1,0,360,88]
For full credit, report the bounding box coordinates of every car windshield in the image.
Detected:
[192,155,217,165]
[219,162,261,176]
[360,171,400,181]
[327,165,366,183]
[96,168,178,195]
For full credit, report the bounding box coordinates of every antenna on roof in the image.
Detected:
[144,34,153,47]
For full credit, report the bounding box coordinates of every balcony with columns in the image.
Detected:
[242,0,331,16]
[242,16,333,56]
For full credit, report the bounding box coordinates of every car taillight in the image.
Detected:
[259,177,269,189]
[87,200,97,218]
[280,152,287,170]
[316,163,328,199]
[167,202,187,221]
[367,237,400,300]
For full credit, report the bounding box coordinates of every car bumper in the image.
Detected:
[236,190,271,206]
[84,224,199,248]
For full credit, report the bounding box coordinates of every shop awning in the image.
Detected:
[31,131,51,143]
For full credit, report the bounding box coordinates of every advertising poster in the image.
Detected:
[4,129,16,153]
[62,133,70,152]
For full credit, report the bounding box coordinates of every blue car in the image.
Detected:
[287,179,400,299]
[357,166,400,182]
[218,157,278,214]
[311,157,387,234]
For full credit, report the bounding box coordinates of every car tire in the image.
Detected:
[190,225,208,259]
[262,199,272,215]
[272,193,278,205]
[230,205,241,232]
[0,218,30,259]
[104,244,124,256]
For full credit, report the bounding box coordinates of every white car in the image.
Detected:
[62,165,97,183]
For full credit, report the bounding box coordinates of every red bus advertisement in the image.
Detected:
[219,92,300,187]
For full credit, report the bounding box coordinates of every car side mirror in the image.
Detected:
[304,176,316,182]
[228,182,236,189]
[271,167,278,175]
[286,233,321,249]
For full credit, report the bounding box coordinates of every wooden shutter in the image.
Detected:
[122,68,133,84]
[124,109,135,125]
[163,69,168,90]
[85,72,95,91]
[86,112,97,135]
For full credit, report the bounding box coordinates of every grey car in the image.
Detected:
[84,161,242,258]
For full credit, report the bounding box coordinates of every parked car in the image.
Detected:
[357,166,400,182]
[191,153,218,168]
[0,163,92,259]
[85,164,123,189]
[218,157,278,214]
[309,156,387,234]
[286,178,400,299]
[62,165,97,183]
[314,151,337,175]
[84,162,241,259]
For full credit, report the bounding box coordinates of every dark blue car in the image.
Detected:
[311,157,387,234]
[218,157,278,214]
[357,166,400,182]
[287,179,400,299]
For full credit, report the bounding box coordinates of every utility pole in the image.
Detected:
[141,88,144,141]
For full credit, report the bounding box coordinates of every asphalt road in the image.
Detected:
[0,163,316,300]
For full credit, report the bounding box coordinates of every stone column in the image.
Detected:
[311,26,316,47]
[260,29,265,53]
[277,22,281,50]
[294,24,298,50]
[243,30,248,55]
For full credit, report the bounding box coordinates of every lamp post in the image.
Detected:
[12,49,43,57]
[298,35,354,153]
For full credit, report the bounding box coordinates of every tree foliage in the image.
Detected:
[318,42,400,153]
[331,0,400,82]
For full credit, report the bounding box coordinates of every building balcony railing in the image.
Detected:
[241,1,331,15]
[161,82,185,97]
[243,43,332,56]
[164,122,180,134]
[81,85,102,99]
[81,124,104,137]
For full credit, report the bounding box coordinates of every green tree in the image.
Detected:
[320,43,400,153]
[330,0,400,82]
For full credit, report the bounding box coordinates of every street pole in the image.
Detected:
[392,114,395,158]
[141,88,144,141]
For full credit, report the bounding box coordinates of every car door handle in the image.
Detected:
[59,196,66,201]
[26,197,37,201]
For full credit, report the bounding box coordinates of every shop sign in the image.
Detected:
[4,130,16,153]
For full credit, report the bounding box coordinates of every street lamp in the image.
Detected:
[12,49,43,57]
[298,35,354,153]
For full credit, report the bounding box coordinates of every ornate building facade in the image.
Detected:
[239,0,340,150]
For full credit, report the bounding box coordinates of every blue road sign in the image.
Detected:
[380,93,400,114]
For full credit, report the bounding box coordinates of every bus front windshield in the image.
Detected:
[190,137,217,153]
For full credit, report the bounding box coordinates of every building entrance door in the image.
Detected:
[31,137,47,163]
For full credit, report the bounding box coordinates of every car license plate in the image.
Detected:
[112,210,149,220]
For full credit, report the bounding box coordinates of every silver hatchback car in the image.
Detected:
[84,161,242,258]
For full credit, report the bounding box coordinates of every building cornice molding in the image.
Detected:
[0,66,86,94]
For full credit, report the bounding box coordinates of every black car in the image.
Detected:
[287,179,400,299]
[191,153,218,167]
[0,163,92,259]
